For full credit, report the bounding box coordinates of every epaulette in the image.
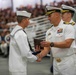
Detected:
[63,22,69,24]
[63,22,75,26]
[70,22,75,25]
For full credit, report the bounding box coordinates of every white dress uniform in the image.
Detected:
[70,19,76,45]
[46,20,76,75]
[64,19,76,67]
[61,4,76,68]
[9,25,37,75]
[69,19,76,68]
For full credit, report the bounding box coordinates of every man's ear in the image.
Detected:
[22,18,26,23]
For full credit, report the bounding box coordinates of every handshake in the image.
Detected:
[36,52,43,62]
[33,38,44,62]
[32,45,43,62]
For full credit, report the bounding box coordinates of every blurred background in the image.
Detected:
[0,0,76,58]
[0,0,76,75]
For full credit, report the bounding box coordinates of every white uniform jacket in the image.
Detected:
[46,20,76,57]
[70,19,76,46]
[9,25,37,72]
[70,19,76,67]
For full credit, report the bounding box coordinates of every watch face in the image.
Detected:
[50,42,54,47]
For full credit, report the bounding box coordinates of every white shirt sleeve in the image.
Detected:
[14,31,37,62]
[74,25,76,38]
[64,25,75,40]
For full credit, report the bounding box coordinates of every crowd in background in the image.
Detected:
[0,0,76,58]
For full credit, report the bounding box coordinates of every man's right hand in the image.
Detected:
[36,53,42,62]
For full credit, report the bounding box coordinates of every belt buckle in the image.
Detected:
[56,58,61,62]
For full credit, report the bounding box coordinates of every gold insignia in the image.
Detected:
[56,58,61,62]
[63,22,69,24]
[46,10,55,15]
[63,22,75,26]
[61,10,69,13]
[70,22,75,25]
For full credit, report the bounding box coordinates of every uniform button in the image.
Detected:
[56,58,61,62]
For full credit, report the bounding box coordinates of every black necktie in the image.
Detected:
[23,30,33,51]
[23,30,41,55]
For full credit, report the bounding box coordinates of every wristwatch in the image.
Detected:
[50,42,54,47]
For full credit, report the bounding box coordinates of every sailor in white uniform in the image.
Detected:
[61,4,76,67]
[9,10,40,75]
[39,6,76,75]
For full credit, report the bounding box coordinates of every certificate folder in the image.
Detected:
[34,38,44,50]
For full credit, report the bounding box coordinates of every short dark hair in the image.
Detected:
[70,12,74,17]
[17,16,27,23]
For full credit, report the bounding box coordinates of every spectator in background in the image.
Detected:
[0,29,9,58]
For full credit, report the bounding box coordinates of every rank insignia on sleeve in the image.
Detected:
[57,28,63,33]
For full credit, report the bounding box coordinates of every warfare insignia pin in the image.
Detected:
[57,28,63,33]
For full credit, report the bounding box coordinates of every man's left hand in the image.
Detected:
[40,41,51,47]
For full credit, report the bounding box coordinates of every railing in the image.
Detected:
[25,15,52,52]
[0,15,52,56]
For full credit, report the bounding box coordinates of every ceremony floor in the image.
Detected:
[0,56,53,75]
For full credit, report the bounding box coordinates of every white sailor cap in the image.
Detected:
[61,4,76,13]
[16,10,31,18]
[46,6,61,15]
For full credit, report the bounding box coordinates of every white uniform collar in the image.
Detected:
[52,19,63,31]
[53,19,63,27]
[70,19,75,23]
[10,25,23,36]
[58,19,64,27]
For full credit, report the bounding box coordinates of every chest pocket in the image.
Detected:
[55,33,64,41]
[56,33,63,37]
